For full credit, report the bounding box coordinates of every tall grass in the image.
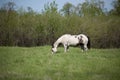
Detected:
[0,46,120,80]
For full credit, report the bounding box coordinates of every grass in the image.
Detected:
[0,46,120,80]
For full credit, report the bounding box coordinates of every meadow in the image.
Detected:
[0,46,120,80]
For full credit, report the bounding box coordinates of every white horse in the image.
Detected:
[51,34,90,53]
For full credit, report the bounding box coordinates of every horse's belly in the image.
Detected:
[68,39,79,45]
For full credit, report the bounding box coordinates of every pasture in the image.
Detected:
[0,46,120,80]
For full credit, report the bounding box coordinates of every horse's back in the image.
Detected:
[61,34,79,45]
[61,34,71,39]
[56,34,71,43]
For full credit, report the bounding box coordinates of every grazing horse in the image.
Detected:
[51,34,90,53]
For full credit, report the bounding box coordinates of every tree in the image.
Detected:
[61,2,74,16]
[1,1,16,12]
[42,0,58,14]
[110,0,120,16]
[0,1,18,46]
[76,0,104,16]
[41,1,62,44]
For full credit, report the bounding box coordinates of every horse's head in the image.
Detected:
[51,47,57,53]
[51,44,57,53]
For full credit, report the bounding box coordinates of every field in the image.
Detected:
[0,46,120,80]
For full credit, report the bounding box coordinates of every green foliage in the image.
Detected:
[0,46,120,80]
[0,1,120,48]
[61,2,74,16]
[110,0,120,16]
[61,0,105,17]
[78,0,104,16]
[42,0,58,14]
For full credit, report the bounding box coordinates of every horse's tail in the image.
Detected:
[87,36,91,49]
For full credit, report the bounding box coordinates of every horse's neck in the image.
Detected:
[54,37,62,48]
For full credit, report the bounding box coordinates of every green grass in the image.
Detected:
[0,46,120,80]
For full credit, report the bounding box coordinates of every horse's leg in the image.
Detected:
[80,44,84,52]
[84,44,88,51]
[63,44,68,53]
[67,46,69,51]
[81,44,88,52]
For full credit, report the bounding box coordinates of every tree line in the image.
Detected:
[0,0,120,48]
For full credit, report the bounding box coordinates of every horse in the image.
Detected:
[51,34,90,53]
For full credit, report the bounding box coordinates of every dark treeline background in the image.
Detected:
[0,0,120,48]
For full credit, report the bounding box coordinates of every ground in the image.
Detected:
[0,46,120,80]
